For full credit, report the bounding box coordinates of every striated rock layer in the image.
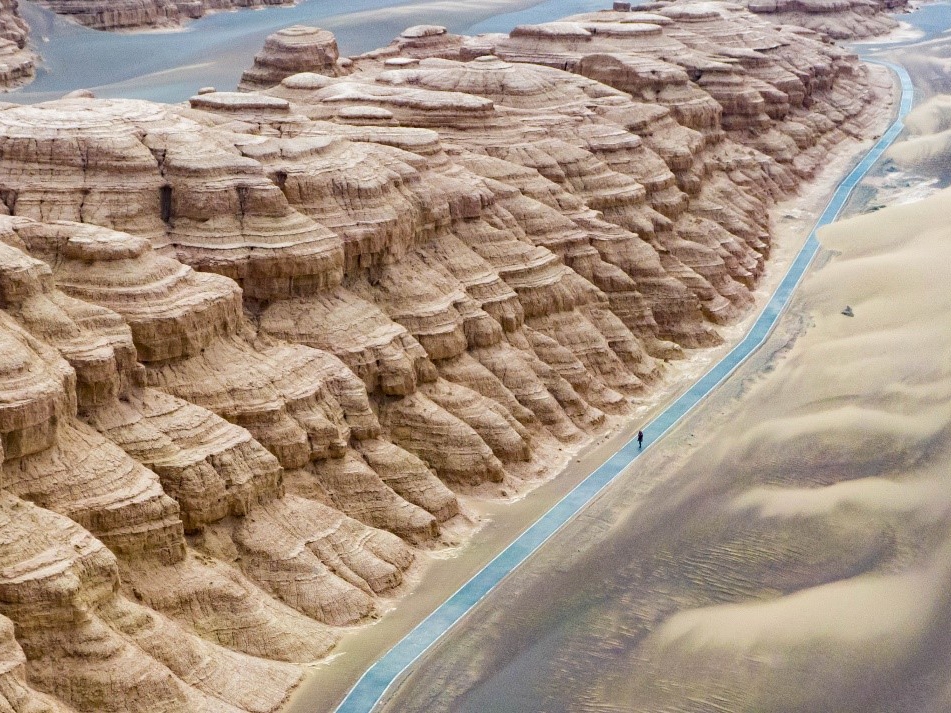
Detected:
[0,3,892,710]
[743,0,908,40]
[30,0,295,31]
[239,26,351,93]
[0,0,33,89]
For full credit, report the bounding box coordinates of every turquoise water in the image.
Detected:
[856,1,951,52]
[10,0,599,103]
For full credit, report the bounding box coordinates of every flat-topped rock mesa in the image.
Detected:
[0,2,893,709]
[606,0,908,39]
[30,0,295,31]
[239,25,351,92]
[0,0,905,92]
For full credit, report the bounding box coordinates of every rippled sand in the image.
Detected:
[378,154,951,713]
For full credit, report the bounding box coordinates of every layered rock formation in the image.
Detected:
[0,2,892,709]
[30,0,294,31]
[743,0,908,39]
[239,26,351,93]
[0,0,33,89]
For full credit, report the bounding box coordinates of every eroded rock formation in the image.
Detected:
[0,2,892,709]
[743,0,908,40]
[31,0,294,31]
[0,0,33,89]
[239,25,351,92]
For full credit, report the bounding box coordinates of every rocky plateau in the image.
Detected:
[0,1,896,710]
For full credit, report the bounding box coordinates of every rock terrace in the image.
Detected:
[0,3,893,711]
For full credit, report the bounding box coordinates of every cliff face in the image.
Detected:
[0,0,33,89]
[743,0,909,40]
[0,3,892,710]
[29,0,294,31]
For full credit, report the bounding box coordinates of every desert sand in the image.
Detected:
[376,106,951,713]
[282,102,902,712]
[0,0,915,711]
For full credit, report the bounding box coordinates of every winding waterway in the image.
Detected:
[9,0,605,103]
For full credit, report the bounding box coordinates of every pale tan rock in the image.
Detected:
[31,0,295,31]
[0,217,350,682]
[87,389,283,533]
[0,101,170,241]
[7,212,457,555]
[297,450,438,543]
[0,317,74,463]
[0,6,891,707]
[0,0,33,89]
[239,26,347,92]
[119,552,337,663]
[2,421,186,564]
[420,378,530,463]
[228,495,413,625]
[745,0,904,39]
[378,390,505,486]
[339,58,745,342]
[436,351,535,427]
[144,337,351,468]
[0,614,72,712]
[0,101,344,299]
[365,25,467,63]
[0,491,302,712]
[473,340,592,440]
[13,220,243,363]
[0,233,139,414]
[259,288,428,397]
[97,596,303,712]
[353,438,459,523]
[0,329,62,453]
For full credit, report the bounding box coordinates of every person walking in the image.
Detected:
[637,430,644,449]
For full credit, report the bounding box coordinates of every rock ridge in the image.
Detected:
[0,2,893,710]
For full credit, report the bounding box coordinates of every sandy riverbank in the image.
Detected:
[373,60,951,712]
[282,61,900,713]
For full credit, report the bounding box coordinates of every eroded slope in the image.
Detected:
[0,3,893,709]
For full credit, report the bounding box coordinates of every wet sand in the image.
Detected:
[283,63,900,713]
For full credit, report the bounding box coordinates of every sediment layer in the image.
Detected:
[0,2,893,709]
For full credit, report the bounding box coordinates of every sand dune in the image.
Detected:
[887,93,951,180]
[604,187,951,712]
[381,181,951,713]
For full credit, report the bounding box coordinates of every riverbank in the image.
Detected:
[8,0,567,102]
[283,60,901,713]
[372,62,933,713]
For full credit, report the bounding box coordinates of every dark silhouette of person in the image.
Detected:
[637,430,644,449]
